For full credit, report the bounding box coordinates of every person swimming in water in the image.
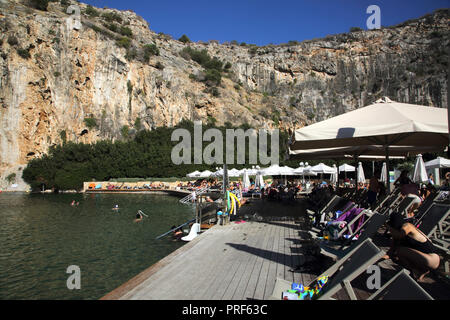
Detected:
[171,225,183,241]
[134,211,143,223]
[112,204,119,210]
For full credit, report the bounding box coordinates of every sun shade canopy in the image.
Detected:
[290,98,448,151]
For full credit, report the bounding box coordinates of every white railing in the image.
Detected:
[179,186,209,205]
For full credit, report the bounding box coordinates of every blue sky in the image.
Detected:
[83,0,449,45]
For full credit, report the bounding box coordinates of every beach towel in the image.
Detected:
[334,207,365,235]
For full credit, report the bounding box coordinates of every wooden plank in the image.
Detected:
[230,223,270,300]
[275,221,286,281]
[291,221,304,285]
[122,225,236,300]
[212,221,262,300]
[221,221,264,300]
[198,222,256,299]
[263,220,282,299]
[241,222,275,300]
[289,220,304,285]
[253,220,278,300]
[285,220,295,283]
[108,225,229,300]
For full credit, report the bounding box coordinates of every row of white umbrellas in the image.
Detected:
[186,155,450,185]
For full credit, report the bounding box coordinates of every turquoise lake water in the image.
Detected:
[0,193,194,300]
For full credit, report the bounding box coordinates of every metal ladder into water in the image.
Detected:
[179,186,209,205]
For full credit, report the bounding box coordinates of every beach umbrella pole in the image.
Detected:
[385,146,391,193]
[223,164,229,224]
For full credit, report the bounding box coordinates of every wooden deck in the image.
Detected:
[102,217,450,300]
[102,219,323,300]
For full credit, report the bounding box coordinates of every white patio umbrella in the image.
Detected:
[186,170,201,178]
[380,162,387,183]
[424,157,450,186]
[290,145,432,160]
[357,162,366,184]
[412,154,428,184]
[424,157,450,169]
[331,164,338,185]
[292,166,317,175]
[279,166,296,175]
[310,163,335,183]
[199,170,213,178]
[339,163,356,180]
[227,168,241,177]
[310,163,336,174]
[255,171,264,189]
[339,163,356,173]
[242,169,250,189]
[290,97,448,192]
[260,164,283,176]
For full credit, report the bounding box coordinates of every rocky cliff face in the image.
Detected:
[0,0,448,190]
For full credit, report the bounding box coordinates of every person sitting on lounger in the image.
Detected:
[383,211,440,282]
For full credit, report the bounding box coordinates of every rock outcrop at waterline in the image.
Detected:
[0,0,448,190]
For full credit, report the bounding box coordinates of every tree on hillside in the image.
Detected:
[178,34,191,43]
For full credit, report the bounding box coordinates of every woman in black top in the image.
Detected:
[384,211,440,282]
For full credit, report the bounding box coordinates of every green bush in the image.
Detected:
[17,48,31,59]
[104,22,119,33]
[29,0,49,11]
[178,34,191,43]
[180,47,224,86]
[6,173,16,184]
[134,117,141,130]
[121,125,129,139]
[204,57,223,72]
[180,47,212,67]
[207,116,217,126]
[84,117,97,129]
[204,69,222,86]
[125,48,137,61]
[59,130,67,143]
[143,43,159,61]
[116,36,131,49]
[120,26,133,37]
[127,80,133,94]
[350,27,363,32]
[7,35,18,46]
[102,11,123,23]
[85,5,100,17]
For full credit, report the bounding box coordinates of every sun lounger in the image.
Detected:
[389,196,415,216]
[376,191,402,215]
[270,239,385,300]
[368,269,434,300]
[409,191,444,225]
[416,203,450,238]
[336,208,368,239]
[319,212,388,260]
[317,239,386,300]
